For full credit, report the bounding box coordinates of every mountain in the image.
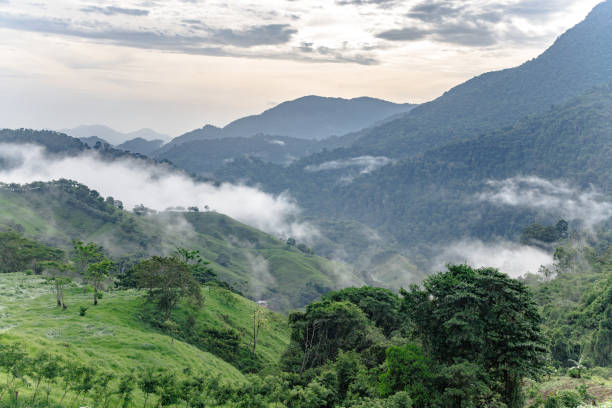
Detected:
[154,134,324,175]
[0,129,173,170]
[332,0,612,159]
[162,96,415,150]
[79,136,110,147]
[63,125,170,146]
[0,179,358,311]
[154,108,411,175]
[217,83,612,249]
[117,137,165,155]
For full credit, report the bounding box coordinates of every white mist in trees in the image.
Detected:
[434,240,553,278]
[479,176,612,230]
[245,252,276,301]
[0,144,315,240]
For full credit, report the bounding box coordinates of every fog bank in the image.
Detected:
[0,143,316,240]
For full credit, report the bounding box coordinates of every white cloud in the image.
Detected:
[479,176,612,230]
[433,239,553,278]
[305,156,394,173]
[0,144,316,241]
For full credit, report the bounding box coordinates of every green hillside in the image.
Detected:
[0,180,357,311]
[0,271,291,407]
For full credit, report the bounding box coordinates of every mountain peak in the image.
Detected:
[350,0,612,157]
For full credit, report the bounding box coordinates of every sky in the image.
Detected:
[0,0,603,136]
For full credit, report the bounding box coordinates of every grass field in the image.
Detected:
[0,272,290,407]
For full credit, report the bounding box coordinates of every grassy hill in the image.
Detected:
[0,180,357,312]
[0,272,290,407]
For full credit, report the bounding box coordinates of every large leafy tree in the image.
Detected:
[132,255,202,321]
[401,265,547,407]
[284,300,371,375]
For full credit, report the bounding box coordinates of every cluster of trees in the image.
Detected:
[272,266,549,408]
[0,230,64,274]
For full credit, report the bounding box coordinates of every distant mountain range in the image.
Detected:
[163,96,415,149]
[62,125,170,146]
[150,96,415,174]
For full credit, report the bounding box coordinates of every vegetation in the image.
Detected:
[0,180,354,311]
[0,221,610,407]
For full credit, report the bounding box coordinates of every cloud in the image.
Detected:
[209,24,297,47]
[0,12,377,64]
[336,0,395,6]
[377,27,430,41]
[245,252,276,300]
[376,0,573,47]
[268,139,285,146]
[479,176,612,231]
[305,156,394,173]
[0,144,316,241]
[0,14,296,51]
[433,239,553,278]
[81,6,150,16]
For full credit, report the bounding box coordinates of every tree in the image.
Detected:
[114,374,135,408]
[138,368,160,408]
[0,343,28,402]
[284,300,371,375]
[132,256,202,321]
[72,240,104,287]
[86,259,114,305]
[400,265,547,407]
[41,260,72,309]
[251,305,269,355]
[174,248,217,284]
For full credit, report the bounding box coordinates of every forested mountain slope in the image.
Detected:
[217,83,612,247]
[328,0,612,159]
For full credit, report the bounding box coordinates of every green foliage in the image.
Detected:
[0,179,349,312]
[526,240,612,368]
[324,286,401,336]
[284,300,373,374]
[132,255,203,321]
[521,220,569,247]
[379,344,433,407]
[401,265,547,407]
[0,230,64,273]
